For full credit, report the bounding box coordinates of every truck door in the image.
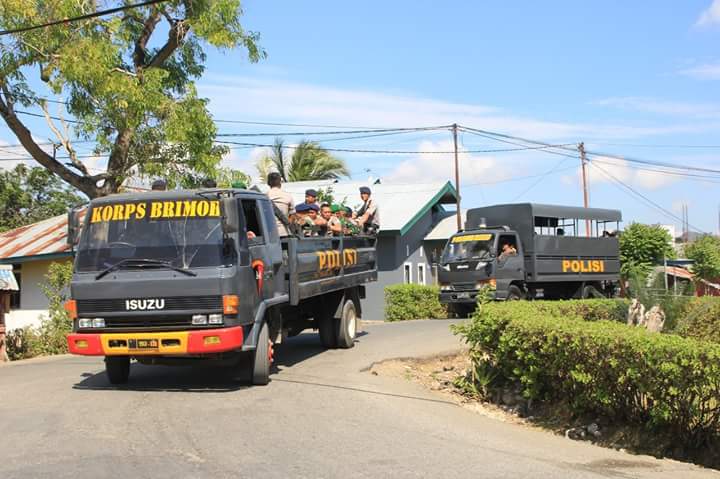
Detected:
[495,233,524,294]
[240,198,279,300]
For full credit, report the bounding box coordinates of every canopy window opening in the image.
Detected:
[534,216,620,238]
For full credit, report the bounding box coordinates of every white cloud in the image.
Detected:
[384,140,504,185]
[565,156,676,191]
[594,96,720,117]
[199,75,720,141]
[696,0,720,27]
[679,62,720,80]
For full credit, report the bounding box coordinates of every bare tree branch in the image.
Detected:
[40,102,89,176]
[0,79,98,197]
[133,9,162,70]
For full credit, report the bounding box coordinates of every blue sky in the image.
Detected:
[3,1,720,234]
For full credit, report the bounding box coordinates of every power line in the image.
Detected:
[214,140,576,155]
[590,161,706,233]
[511,157,571,201]
[216,125,452,138]
[587,142,720,149]
[591,159,720,183]
[0,0,169,36]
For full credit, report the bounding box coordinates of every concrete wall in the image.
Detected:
[5,259,70,331]
[360,206,445,320]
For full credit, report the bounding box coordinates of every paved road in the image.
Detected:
[1,320,717,479]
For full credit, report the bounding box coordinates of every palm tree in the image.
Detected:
[256,138,349,182]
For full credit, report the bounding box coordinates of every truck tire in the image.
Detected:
[105,356,130,385]
[336,299,357,349]
[507,285,524,301]
[251,322,271,385]
[317,307,338,349]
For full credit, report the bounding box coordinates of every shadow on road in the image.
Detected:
[72,330,369,393]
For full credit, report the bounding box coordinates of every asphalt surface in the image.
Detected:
[1,319,717,479]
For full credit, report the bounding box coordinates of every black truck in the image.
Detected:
[438,203,621,315]
[65,189,377,385]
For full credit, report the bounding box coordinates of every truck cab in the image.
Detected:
[438,228,525,314]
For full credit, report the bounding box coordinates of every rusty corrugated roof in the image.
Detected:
[0,209,85,262]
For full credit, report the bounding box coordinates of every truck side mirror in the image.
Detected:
[221,197,239,234]
[67,208,80,247]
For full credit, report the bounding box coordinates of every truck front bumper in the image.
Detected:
[67,326,244,356]
[439,291,478,304]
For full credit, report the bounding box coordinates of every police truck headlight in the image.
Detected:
[208,314,223,325]
[440,264,450,271]
[192,314,208,325]
[440,284,453,291]
[475,261,488,270]
[92,318,105,328]
[78,318,92,328]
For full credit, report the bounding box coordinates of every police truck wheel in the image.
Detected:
[251,322,271,385]
[318,308,337,349]
[336,299,357,349]
[507,285,524,301]
[105,356,130,385]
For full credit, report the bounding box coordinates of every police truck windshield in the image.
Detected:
[441,233,495,263]
[76,199,227,273]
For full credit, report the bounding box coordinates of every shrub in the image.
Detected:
[673,297,720,343]
[453,300,720,446]
[384,284,447,321]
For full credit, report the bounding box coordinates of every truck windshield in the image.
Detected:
[76,199,226,272]
[441,233,495,263]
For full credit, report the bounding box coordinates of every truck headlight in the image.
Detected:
[208,314,223,325]
[78,318,92,328]
[475,261,488,270]
[192,314,208,325]
[440,284,453,291]
[440,264,450,271]
[92,318,105,328]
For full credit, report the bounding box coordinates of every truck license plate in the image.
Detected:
[128,339,159,350]
[456,292,471,299]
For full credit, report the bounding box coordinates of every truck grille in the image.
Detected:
[77,295,222,314]
[453,283,477,291]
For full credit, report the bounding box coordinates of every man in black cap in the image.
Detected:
[151,179,167,191]
[356,186,380,234]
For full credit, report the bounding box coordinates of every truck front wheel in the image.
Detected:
[507,285,524,301]
[336,299,357,349]
[251,321,271,385]
[105,356,130,385]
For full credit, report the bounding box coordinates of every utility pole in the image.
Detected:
[452,123,462,231]
[578,142,590,236]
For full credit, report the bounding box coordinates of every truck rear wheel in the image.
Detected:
[317,308,338,349]
[336,299,357,349]
[507,285,524,301]
[105,356,130,385]
[251,322,271,385]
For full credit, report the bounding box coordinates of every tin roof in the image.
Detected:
[0,209,85,263]
[0,265,19,291]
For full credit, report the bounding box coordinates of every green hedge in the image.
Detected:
[673,297,720,343]
[385,284,447,321]
[453,300,720,445]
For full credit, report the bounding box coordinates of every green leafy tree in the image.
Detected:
[619,223,675,280]
[0,0,263,198]
[0,164,84,232]
[685,236,720,280]
[216,167,251,188]
[256,138,349,182]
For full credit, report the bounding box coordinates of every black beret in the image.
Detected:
[296,203,311,212]
[151,179,167,190]
[305,189,318,197]
[359,186,371,194]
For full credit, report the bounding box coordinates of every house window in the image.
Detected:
[10,263,21,309]
[403,263,412,284]
[417,263,426,285]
